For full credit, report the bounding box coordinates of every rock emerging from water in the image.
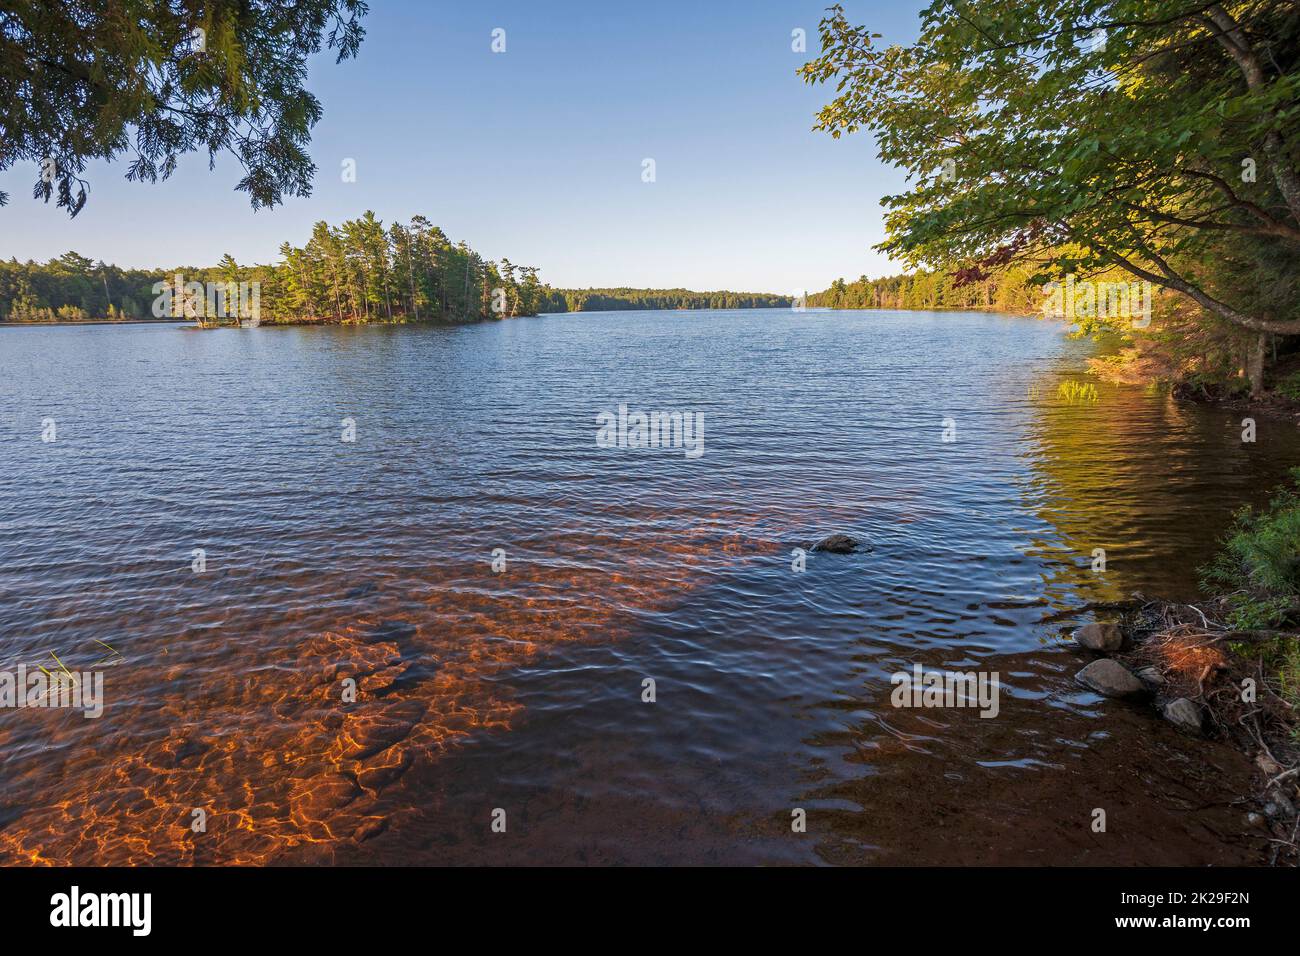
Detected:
[810,534,870,554]
[1075,659,1146,699]
[1161,697,1204,735]
[1073,622,1124,652]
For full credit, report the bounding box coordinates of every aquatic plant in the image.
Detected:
[1057,380,1099,403]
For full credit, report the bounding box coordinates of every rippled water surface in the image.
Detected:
[2,309,1297,865]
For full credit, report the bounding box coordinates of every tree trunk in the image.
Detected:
[1206,5,1300,226]
[1247,332,1267,399]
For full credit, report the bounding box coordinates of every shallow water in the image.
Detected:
[0,309,1296,864]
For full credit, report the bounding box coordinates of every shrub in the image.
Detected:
[1275,369,1300,403]
[1202,468,1300,601]
[1202,470,1300,710]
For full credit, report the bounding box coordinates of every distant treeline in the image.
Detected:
[0,253,162,322]
[0,212,547,324]
[809,267,1041,314]
[3,239,1044,326]
[544,288,792,312]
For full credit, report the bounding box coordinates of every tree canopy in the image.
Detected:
[801,1,1300,335]
[0,0,368,215]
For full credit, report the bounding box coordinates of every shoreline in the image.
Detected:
[0,305,1043,329]
[1069,600,1299,865]
[0,318,182,327]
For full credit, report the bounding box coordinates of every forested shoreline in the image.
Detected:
[0,227,798,324]
[0,239,1044,326]
[547,288,791,312]
[0,213,547,325]
[808,267,1040,313]
[0,247,1044,325]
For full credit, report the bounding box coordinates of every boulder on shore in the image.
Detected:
[810,534,869,554]
[1162,697,1204,735]
[1075,659,1146,699]
[1073,622,1124,652]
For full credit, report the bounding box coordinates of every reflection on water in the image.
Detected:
[0,310,1295,864]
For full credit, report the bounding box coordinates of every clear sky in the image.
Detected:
[0,0,927,294]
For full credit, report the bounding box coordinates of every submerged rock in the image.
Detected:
[1075,659,1146,699]
[356,747,413,792]
[810,534,870,554]
[341,700,427,760]
[372,659,440,698]
[1073,622,1124,652]
[364,619,417,648]
[289,774,361,823]
[1162,697,1204,735]
[352,817,389,843]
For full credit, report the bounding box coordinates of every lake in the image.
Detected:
[1,308,1296,865]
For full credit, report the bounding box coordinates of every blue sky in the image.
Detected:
[0,1,928,293]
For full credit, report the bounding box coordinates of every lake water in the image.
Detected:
[1,309,1296,865]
